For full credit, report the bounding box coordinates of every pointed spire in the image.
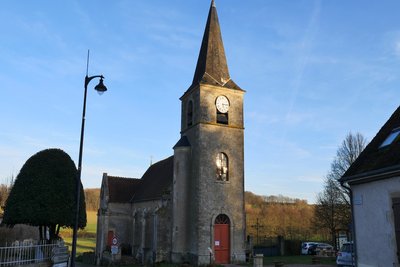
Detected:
[192,0,231,87]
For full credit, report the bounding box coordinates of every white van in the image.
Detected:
[301,242,318,255]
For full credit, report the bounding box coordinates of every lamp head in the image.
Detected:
[94,77,107,95]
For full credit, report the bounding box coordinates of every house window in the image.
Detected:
[187,101,193,127]
[380,128,400,148]
[393,197,400,263]
[216,152,229,181]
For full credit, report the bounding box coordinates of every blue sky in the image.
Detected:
[1,1,400,203]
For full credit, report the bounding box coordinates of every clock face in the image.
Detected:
[216,95,230,113]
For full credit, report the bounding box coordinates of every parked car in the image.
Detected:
[315,243,334,256]
[317,243,334,252]
[317,243,334,250]
[301,242,318,255]
[336,242,355,267]
[307,244,318,255]
[301,242,334,255]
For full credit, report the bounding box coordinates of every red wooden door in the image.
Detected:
[107,230,114,246]
[214,224,230,263]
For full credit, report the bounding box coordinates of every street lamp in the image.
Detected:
[70,73,107,267]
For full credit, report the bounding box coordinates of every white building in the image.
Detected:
[341,106,400,267]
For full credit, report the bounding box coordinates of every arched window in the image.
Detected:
[215,214,230,224]
[187,100,193,127]
[216,152,229,181]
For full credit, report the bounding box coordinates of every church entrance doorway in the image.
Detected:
[214,214,230,264]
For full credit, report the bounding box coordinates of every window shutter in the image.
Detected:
[392,197,400,263]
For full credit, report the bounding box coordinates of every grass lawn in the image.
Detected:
[263,255,336,265]
[63,237,96,254]
[60,210,97,255]
[84,211,97,233]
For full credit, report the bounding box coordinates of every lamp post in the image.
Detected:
[70,74,107,267]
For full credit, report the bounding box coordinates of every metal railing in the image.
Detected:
[0,240,60,266]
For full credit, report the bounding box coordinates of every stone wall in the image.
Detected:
[131,200,172,264]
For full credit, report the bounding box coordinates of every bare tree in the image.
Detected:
[327,132,367,204]
[315,132,367,247]
[315,178,351,248]
[84,188,100,211]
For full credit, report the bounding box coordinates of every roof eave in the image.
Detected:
[341,164,400,185]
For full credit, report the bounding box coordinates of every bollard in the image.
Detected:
[253,254,263,267]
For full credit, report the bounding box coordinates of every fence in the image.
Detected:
[0,240,61,266]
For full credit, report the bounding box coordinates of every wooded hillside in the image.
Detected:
[245,191,324,243]
[84,188,100,211]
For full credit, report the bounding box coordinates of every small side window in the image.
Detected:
[187,101,193,127]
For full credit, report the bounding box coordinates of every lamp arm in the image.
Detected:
[85,75,104,88]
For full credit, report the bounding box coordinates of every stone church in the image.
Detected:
[96,1,246,265]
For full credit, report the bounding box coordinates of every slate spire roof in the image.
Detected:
[191,0,241,90]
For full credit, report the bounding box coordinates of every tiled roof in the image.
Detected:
[107,176,141,203]
[133,156,174,202]
[341,105,400,183]
[105,156,174,204]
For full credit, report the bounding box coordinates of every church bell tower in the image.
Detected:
[172,0,246,264]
